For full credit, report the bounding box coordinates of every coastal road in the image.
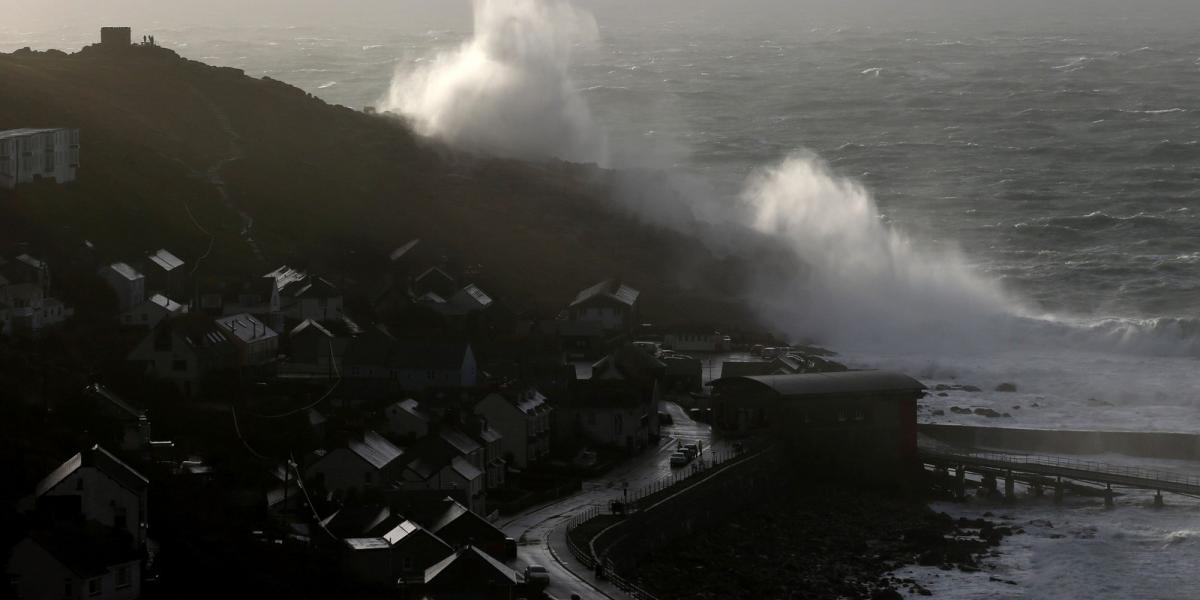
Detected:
[499,400,725,600]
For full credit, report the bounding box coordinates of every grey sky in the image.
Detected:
[9,0,1200,35]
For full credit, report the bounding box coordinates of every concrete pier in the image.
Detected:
[1004,470,1016,503]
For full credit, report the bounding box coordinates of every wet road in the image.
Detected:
[499,400,725,599]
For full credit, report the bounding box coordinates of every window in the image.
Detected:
[427,370,435,380]
[116,566,131,589]
[63,578,73,599]
[402,557,415,572]
[853,408,866,422]
[88,577,101,596]
[836,411,847,423]
[614,414,623,435]
[172,359,187,372]
[114,506,128,530]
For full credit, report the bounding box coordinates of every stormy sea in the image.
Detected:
[6,12,1200,598]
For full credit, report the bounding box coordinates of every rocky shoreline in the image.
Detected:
[632,480,1013,599]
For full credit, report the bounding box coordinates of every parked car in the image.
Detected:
[657,410,674,425]
[525,565,550,588]
[503,537,518,560]
[669,452,691,467]
[572,448,598,469]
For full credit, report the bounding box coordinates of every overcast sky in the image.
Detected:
[10,0,1200,35]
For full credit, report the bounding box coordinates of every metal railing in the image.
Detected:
[920,444,1200,491]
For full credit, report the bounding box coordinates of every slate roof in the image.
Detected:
[321,504,400,538]
[388,398,429,423]
[415,266,454,285]
[347,430,404,470]
[389,238,420,262]
[33,445,149,498]
[591,344,666,381]
[569,278,640,308]
[83,383,146,421]
[449,284,493,311]
[146,249,184,272]
[105,262,143,282]
[424,546,519,586]
[291,319,333,339]
[439,428,482,456]
[711,371,926,399]
[147,293,186,314]
[215,313,278,343]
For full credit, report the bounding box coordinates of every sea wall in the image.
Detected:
[590,447,789,573]
[920,423,1200,461]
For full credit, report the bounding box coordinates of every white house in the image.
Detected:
[214,313,279,366]
[383,399,431,441]
[305,431,405,497]
[566,278,640,332]
[6,527,140,600]
[0,128,79,189]
[21,445,150,548]
[120,293,186,329]
[98,262,145,312]
[340,520,453,588]
[474,389,551,469]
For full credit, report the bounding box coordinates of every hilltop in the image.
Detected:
[0,42,800,326]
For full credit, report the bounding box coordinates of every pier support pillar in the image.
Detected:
[955,466,966,500]
[1154,491,1164,508]
[1004,470,1016,503]
[1104,484,1114,509]
[982,473,997,496]
[1053,477,1064,505]
[1032,482,1044,497]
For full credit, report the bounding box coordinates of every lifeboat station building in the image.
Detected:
[709,371,925,477]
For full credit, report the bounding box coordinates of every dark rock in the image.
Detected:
[995,382,1018,392]
[937,392,949,397]
[872,589,903,600]
[973,408,1003,418]
[932,409,945,416]
[962,385,983,392]
[950,406,972,414]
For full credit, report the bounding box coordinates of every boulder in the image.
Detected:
[995,382,1018,392]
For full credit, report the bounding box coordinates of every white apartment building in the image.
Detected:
[0,128,80,190]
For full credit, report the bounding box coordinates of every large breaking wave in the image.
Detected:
[380,0,607,165]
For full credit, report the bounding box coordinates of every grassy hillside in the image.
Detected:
[0,44,799,326]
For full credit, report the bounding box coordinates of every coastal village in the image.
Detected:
[3,27,1049,600]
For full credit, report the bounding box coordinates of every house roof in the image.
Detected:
[168,314,235,351]
[146,249,184,272]
[33,445,149,498]
[388,398,429,423]
[293,276,339,299]
[403,436,460,481]
[380,519,425,545]
[389,238,421,262]
[321,504,399,539]
[290,319,333,339]
[416,291,446,305]
[710,371,926,399]
[424,546,519,586]
[415,266,454,284]
[264,265,307,295]
[148,293,186,314]
[215,313,278,343]
[83,383,145,421]
[569,278,640,308]
[477,426,502,444]
[343,537,391,551]
[448,284,493,311]
[105,262,143,282]
[347,430,404,470]
[15,253,46,271]
[591,344,666,381]
[439,428,482,456]
[450,456,482,481]
[0,128,66,140]
[28,523,140,578]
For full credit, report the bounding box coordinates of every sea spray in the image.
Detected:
[380,0,607,165]
[742,152,1014,352]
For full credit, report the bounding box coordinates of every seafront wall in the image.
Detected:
[920,423,1200,461]
[590,446,789,573]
